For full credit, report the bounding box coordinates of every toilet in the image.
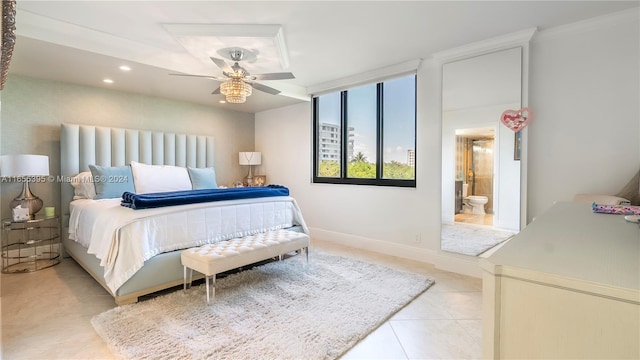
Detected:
[462,184,488,214]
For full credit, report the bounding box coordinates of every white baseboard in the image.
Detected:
[309,227,482,278]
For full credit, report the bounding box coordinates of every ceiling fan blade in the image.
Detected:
[210,57,233,73]
[169,73,226,81]
[251,72,295,81]
[251,82,281,95]
[211,87,221,95]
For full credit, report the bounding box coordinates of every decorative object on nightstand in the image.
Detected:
[2,215,60,273]
[44,206,55,218]
[254,175,267,187]
[239,151,261,186]
[0,154,50,220]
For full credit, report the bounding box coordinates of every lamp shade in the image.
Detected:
[0,154,50,177]
[239,152,261,166]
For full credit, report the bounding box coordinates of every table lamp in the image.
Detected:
[0,154,50,219]
[239,152,261,186]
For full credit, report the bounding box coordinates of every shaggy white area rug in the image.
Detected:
[91,251,434,360]
[441,223,516,256]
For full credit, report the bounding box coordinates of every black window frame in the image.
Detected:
[312,74,417,187]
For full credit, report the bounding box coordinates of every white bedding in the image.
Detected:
[69,196,308,293]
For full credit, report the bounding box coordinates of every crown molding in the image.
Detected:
[432,28,537,65]
[306,59,422,96]
[534,7,639,42]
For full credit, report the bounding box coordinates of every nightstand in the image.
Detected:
[2,215,61,273]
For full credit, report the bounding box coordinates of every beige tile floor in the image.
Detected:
[1,239,482,360]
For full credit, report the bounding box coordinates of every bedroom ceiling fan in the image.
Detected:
[170,48,295,104]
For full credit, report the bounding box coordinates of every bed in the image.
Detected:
[60,124,307,305]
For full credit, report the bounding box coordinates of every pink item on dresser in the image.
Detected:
[592,203,640,215]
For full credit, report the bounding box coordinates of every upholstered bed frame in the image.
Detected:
[60,123,216,305]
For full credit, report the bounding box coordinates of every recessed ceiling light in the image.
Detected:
[219,100,226,104]
[119,65,131,71]
[103,79,114,84]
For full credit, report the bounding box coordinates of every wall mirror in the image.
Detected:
[440,46,525,257]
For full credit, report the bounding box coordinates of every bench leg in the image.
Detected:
[278,254,283,261]
[205,275,216,304]
[183,266,193,290]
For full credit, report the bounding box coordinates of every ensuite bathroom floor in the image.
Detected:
[455,213,493,226]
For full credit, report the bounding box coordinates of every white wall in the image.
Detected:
[256,11,639,276]
[528,12,639,219]
[256,102,440,247]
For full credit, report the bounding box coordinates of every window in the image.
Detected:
[346,83,376,179]
[313,74,416,187]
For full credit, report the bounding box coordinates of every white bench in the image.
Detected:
[181,229,310,304]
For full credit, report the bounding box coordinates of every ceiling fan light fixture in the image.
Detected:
[220,78,252,103]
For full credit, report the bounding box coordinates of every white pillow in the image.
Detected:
[70,171,96,200]
[130,161,192,194]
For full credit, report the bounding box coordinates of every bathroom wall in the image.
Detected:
[470,138,494,212]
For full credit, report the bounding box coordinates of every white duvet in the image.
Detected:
[68,196,308,293]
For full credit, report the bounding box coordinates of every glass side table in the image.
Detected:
[2,216,61,273]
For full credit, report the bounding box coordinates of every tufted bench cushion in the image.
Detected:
[181,229,310,303]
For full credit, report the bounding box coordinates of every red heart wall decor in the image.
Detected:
[500,108,533,132]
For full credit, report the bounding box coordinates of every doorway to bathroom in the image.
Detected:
[454,128,494,226]
[443,123,519,256]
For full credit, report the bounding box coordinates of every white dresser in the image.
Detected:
[480,202,639,359]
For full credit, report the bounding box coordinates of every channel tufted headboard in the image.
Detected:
[60,123,215,228]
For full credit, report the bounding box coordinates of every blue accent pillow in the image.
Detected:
[187,167,218,190]
[88,165,135,199]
